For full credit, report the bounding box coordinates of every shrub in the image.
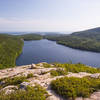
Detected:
[53,63,100,73]
[42,63,52,68]
[0,85,48,100]
[50,69,68,76]
[0,76,28,89]
[27,73,34,78]
[51,77,100,99]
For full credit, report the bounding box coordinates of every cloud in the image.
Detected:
[0,17,99,32]
[0,17,71,32]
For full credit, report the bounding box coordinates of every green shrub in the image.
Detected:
[0,76,28,89]
[50,69,68,76]
[53,63,100,73]
[42,63,52,68]
[27,73,34,78]
[51,77,100,99]
[0,85,48,100]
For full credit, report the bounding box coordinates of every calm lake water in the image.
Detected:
[16,39,100,67]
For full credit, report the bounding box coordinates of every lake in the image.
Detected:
[16,39,100,67]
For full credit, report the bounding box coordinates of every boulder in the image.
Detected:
[30,63,37,69]
[20,82,30,90]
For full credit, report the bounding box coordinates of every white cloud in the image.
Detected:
[0,17,99,32]
[0,17,70,32]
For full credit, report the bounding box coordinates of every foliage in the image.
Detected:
[41,63,100,74]
[45,27,100,52]
[51,77,100,99]
[53,63,100,73]
[0,85,48,100]
[42,63,52,68]
[20,34,43,41]
[0,33,43,69]
[0,34,24,69]
[50,69,68,76]
[27,73,34,78]
[0,76,28,89]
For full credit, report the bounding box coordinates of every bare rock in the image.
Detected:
[47,89,64,100]
[90,73,100,78]
[67,72,91,78]
[34,74,39,77]
[20,82,30,89]
[30,63,37,69]
[90,91,100,100]
[47,96,62,100]
[0,85,18,94]
[75,98,83,100]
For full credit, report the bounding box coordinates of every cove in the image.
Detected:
[16,39,100,67]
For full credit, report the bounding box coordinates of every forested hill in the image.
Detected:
[0,34,43,69]
[19,34,43,41]
[71,27,100,40]
[0,34,24,69]
[45,27,100,52]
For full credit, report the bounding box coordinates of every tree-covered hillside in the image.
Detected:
[20,34,43,41]
[0,34,43,69]
[72,27,100,40]
[45,27,100,52]
[0,34,24,69]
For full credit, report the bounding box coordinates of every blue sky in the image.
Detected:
[0,0,100,32]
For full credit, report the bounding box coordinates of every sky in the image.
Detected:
[0,0,100,32]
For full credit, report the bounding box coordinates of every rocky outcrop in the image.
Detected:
[67,72,91,78]
[0,64,57,79]
[0,63,100,100]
